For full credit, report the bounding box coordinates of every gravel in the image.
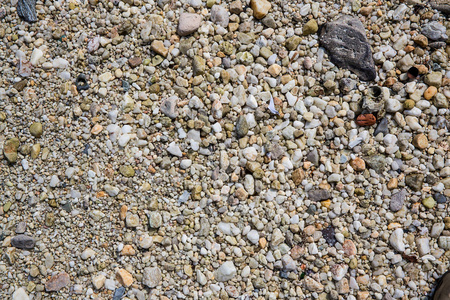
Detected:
[0,0,449,299]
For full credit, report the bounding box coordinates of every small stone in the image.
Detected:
[11,234,35,249]
[116,269,133,287]
[167,142,182,157]
[128,57,142,68]
[247,230,260,244]
[235,115,248,138]
[285,36,302,51]
[356,114,376,126]
[304,277,324,292]
[405,173,424,191]
[81,248,96,260]
[422,21,448,41]
[413,34,428,48]
[160,96,178,119]
[178,13,202,36]
[250,0,271,19]
[45,272,70,292]
[390,189,406,212]
[193,56,206,76]
[151,40,168,57]
[29,122,43,138]
[148,211,162,228]
[291,168,305,185]
[143,267,162,288]
[303,19,318,35]
[215,261,237,281]
[424,72,443,87]
[308,189,331,201]
[389,228,405,252]
[126,213,140,227]
[119,165,135,177]
[422,196,436,209]
[210,5,229,27]
[350,157,365,171]
[412,134,428,150]
[230,0,243,14]
[4,138,20,163]
[92,274,106,290]
[91,124,103,135]
[343,239,357,256]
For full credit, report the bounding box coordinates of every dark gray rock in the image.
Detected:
[434,193,448,204]
[11,234,35,249]
[235,116,248,138]
[430,0,450,15]
[306,148,319,166]
[390,189,407,212]
[405,173,424,192]
[308,189,331,201]
[319,15,376,81]
[17,0,37,23]
[374,118,389,136]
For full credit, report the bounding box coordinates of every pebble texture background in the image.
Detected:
[0,0,449,299]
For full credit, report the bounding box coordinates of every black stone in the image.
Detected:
[319,15,376,81]
[76,74,90,91]
[11,234,35,249]
[17,0,37,22]
[322,226,337,246]
[407,67,419,80]
[374,118,389,136]
[306,148,319,166]
[434,193,448,204]
[308,189,331,201]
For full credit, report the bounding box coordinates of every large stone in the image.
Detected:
[116,269,133,287]
[235,115,248,138]
[178,13,202,36]
[17,0,37,22]
[45,272,70,292]
[430,0,450,15]
[143,267,162,288]
[250,0,271,19]
[12,287,29,300]
[210,5,229,27]
[4,138,20,163]
[193,55,206,75]
[405,173,424,192]
[319,15,376,81]
[421,21,448,40]
[215,261,237,281]
[11,234,35,249]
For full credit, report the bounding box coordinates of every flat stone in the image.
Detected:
[151,40,168,57]
[308,189,331,201]
[45,272,70,292]
[235,115,248,138]
[319,15,376,81]
[178,13,202,36]
[143,267,162,288]
[390,189,407,212]
[116,269,133,287]
[250,0,271,19]
[210,5,229,27]
[4,138,20,163]
[430,0,450,14]
[12,288,29,300]
[11,234,35,249]
[17,0,37,22]
[405,173,424,192]
[160,96,178,119]
[215,261,237,281]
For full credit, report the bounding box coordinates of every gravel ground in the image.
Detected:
[0,0,449,299]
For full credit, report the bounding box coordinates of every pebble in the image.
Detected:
[178,13,202,36]
[215,261,237,281]
[143,267,162,288]
[45,272,70,292]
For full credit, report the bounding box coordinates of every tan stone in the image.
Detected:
[267,64,282,77]
[250,0,271,19]
[121,245,136,256]
[116,269,133,287]
[413,34,428,48]
[412,133,428,150]
[291,168,305,185]
[343,239,357,256]
[120,205,128,220]
[387,178,398,190]
[350,157,366,172]
[151,40,168,57]
[91,123,103,135]
[424,86,437,100]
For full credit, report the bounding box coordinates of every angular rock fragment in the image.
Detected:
[17,0,37,22]
[319,15,376,81]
